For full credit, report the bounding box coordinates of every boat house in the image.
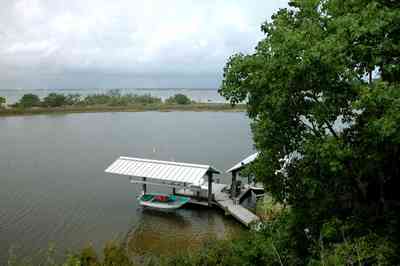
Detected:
[105,156,220,206]
[105,154,263,227]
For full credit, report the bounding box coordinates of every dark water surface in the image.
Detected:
[0,111,253,262]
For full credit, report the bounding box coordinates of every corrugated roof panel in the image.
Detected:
[226,152,259,173]
[105,156,220,186]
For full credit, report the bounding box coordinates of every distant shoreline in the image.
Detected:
[0,103,246,117]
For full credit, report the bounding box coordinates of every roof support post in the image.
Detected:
[231,171,237,199]
[142,177,147,194]
[207,172,213,206]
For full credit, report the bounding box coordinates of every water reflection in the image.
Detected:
[126,207,242,256]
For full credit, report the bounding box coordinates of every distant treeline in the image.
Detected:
[1,90,193,109]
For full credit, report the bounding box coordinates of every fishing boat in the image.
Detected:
[138,192,190,210]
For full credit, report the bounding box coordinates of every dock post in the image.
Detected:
[231,171,237,199]
[142,177,147,193]
[207,172,213,206]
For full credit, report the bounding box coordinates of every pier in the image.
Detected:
[176,183,260,227]
[105,153,263,228]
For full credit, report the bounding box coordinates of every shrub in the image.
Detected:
[107,94,161,106]
[65,94,82,105]
[74,245,100,266]
[83,94,111,105]
[103,242,134,266]
[0,96,5,107]
[308,233,399,266]
[308,218,400,266]
[18,94,41,108]
[165,94,192,105]
[42,93,67,107]
[129,94,161,105]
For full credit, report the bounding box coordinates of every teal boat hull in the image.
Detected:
[138,193,190,210]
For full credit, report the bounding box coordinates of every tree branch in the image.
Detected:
[308,92,339,139]
[323,118,339,139]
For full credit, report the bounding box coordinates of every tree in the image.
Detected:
[43,93,67,107]
[220,0,400,262]
[0,96,5,107]
[165,93,192,105]
[65,94,82,105]
[18,94,41,108]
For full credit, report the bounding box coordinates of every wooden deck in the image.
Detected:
[176,183,260,227]
[214,188,260,227]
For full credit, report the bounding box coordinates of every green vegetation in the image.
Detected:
[7,243,134,266]
[165,93,192,105]
[18,94,41,108]
[42,93,67,107]
[255,195,284,221]
[0,96,5,108]
[0,91,244,116]
[82,91,162,106]
[13,90,162,108]
[218,0,400,264]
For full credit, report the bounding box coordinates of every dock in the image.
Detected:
[105,154,263,228]
[177,183,260,227]
[214,188,259,227]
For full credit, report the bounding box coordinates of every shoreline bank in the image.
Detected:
[0,103,246,117]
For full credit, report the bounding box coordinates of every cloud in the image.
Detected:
[0,0,288,89]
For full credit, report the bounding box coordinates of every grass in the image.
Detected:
[255,195,285,221]
[0,103,246,117]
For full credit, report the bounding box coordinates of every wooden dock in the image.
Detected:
[214,187,260,227]
[177,183,260,227]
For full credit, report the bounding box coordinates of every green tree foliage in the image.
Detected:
[65,94,82,105]
[83,93,161,106]
[18,94,41,108]
[165,94,192,105]
[43,93,67,107]
[220,0,400,263]
[0,96,5,107]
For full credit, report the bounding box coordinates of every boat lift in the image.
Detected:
[105,156,220,206]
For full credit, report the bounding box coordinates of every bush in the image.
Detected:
[18,94,41,108]
[129,94,162,105]
[83,94,111,105]
[307,218,400,266]
[314,234,399,266]
[83,93,161,106]
[65,94,82,105]
[165,94,192,105]
[0,96,5,107]
[103,242,134,266]
[63,243,133,266]
[42,93,67,107]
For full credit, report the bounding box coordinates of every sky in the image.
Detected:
[0,0,288,90]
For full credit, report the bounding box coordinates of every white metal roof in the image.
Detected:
[226,152,259,173]
[105,156,220,187]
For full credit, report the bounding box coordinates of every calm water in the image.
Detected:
[0,111,253,262]
[0,88,226,104]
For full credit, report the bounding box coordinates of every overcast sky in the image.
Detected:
[0,0,288,89]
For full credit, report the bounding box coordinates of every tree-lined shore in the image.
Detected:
[0,91,244,116]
